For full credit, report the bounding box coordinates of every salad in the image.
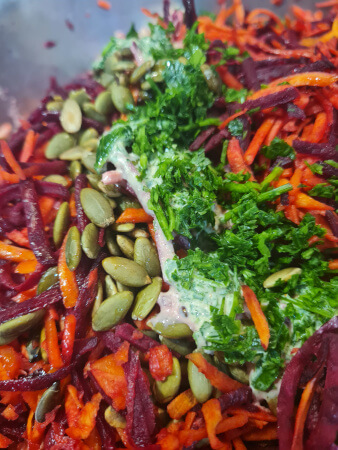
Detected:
[0,0,337,448]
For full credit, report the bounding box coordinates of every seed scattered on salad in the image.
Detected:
[0,0,337,449]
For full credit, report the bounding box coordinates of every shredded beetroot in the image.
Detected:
[74,174,90,233]
[325,211,338,238]
[242,57,260,91]
[22,179,57,265]
[293,140,338,161]
[124,351,156,447]
[243,86,300,111]
[35,180,70,200]
[115,323,159,353]
[182,0,197,28]
[189,126,216,151]
[218,386,253,412]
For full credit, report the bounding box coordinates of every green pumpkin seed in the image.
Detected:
[110,60,136,73]
[95,91,114,115]
[65,226,82,271]
[105,230,121,256]
[159,336,195,356]
[111,84,134,113]
[82,138,99,152]
[81,150,97,173]
[40,327,48,362]
[87,173,101,190]
[103,53,119,73]
[0,310,45,346]
[102,256,151,287]
[59,146,84,161]
[46,100,63,111]
[91,281,103,318]
[80,188,114,228]
[97,181,121,198]
[99,72,114,87]
[69,89,91,107]
[43,174,68,186]
[79,127,99,145]
[92,291,134,331]
[263,267,302,289]
[37,267,59,295]
[82,102,106,123]
[105,196,117,209]
[35,382,61,423]
[129,228,149,239]
[132,277,162,320]
[104,406,126,428]
[60,98,82,134]
[151,321,193,339]
[26,337,41,362]
[112,222,135,233]
[228,365,249,384]
[81,223,100,259]
[154,357,181,403]
[105,275,118,296]
[53,202,70,248]
[201,64,222,94]
[134,237,161,278]
[69,160,82,180]
[45,132,76,159]
[188,358,212,403]
[116,235,134,259]
[118,196,141,211]
[140,81,151,91]
[130,60,154,84]
[116,281,128,292]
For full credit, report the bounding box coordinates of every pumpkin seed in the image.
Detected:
[82,102,106,123]
[45,132,76,159]
[154,357,181,403]
[98,181,121,198]
[228,365,249,384]
[111,84,134,113]
[69,160,82,180]
[129,228,149,239]
[130,60,154,84]
[60,98,82,134]
[95,90,114,115]
[91,281,103,318]
[118,196,141,211]
[103,53,119,73]
[0,310,45,346]
[201,64,222,94]
[112,222,135,233]
[40,327,48,362]
[102,256,151,287]
[87,173,101,190]
[65,226,82,271]
[43,174,68,186]
[99,72,114,88]
[263,267,302,288]
[69,89,91,107]
[46,100,63,111]
[132,277,162,320]
[59,146,84,161]
[105,230,121,256]
[116,281,128,292]
[35,382,61,423]
[53,202,70,248]
[110,60,136,73]
[81,150,97,173]
[148,69,164,83]
[80,188,114,228]
[37,267,59,295]
[105,196,117,209]
[82,138,99,152]
[81,223,100,259]
[151,321,193,339]
[79,127,99,145]
[116,235,134,259]
[105,275,118,296]
[26,337,41,362]
[92,291,134,331]
[134,237,161,278]
[104,406,126,428]
[159,336,195,356]
[188,358,212,403]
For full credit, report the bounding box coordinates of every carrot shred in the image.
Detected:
[148,222,156,243]
[97,0,111,10]
[116,208,153,224]
[186,353,244,393]
[14,259,38,274]
[19,130,38,163]
[217,414,248,434]
[45,313,64,370]
[328,259,338,270]
[0,432,13,448]
[227,408,277,422]
[244,117,275,165]
[61,314,76,365]
[184,411,196,430]
[270,72,338,88]
[219,110,248,130]
[202,398,224,449]
[308,111,327,143]
[242,285,270,350]
[232,437,247,449]
[148,344,173,381]
[0,241,35,262]
[242,423,278,441]
[294,192,334,210]
[5,228,30,248]
[12,287,37,303]
[167,389,198,419]
[0,140,26,180]
[58,232,79,309]
[227,138,255,180]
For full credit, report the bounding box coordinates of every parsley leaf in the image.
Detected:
[225,88,249,104]
[262,137,295,160]
[228,118,245,138]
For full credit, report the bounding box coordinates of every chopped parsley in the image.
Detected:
[261,137,295,160]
